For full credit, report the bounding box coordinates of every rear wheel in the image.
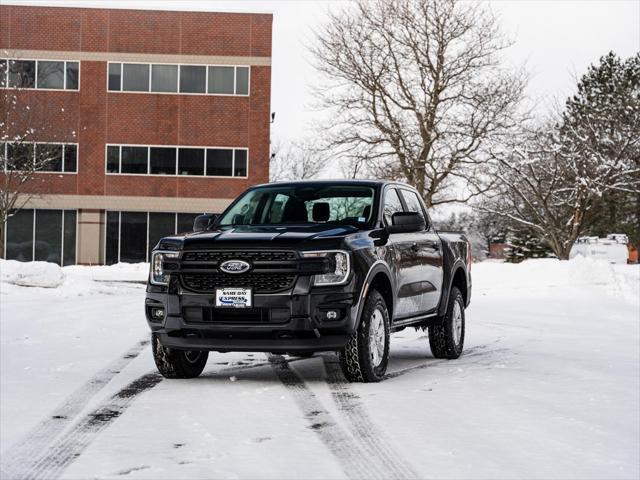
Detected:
[339,289,390,382]
[428,286,465,359]
[152,333,209,378]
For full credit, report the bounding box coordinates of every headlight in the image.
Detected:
[302,250,351,286]
[149,251,179,286]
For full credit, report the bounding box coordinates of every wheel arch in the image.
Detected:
[438,261,468,317]
[355,261,394,327]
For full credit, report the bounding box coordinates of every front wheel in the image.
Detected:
[428,286,465,359]
[339,289,390,382]
[152,333,209,378]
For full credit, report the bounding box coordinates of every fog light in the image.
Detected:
[326,310,338,320]
[152,308,165,320]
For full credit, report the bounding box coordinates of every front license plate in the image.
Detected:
[215,288,252,308]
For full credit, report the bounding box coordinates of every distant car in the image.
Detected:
[145,180,472,382]
[570,235,629,264]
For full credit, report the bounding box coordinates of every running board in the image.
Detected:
[392,312,438,329]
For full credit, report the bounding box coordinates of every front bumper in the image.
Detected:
[145,277,359,353]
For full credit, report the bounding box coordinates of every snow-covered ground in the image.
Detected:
[0,258,638,479]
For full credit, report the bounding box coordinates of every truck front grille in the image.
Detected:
[181,272,296,294]
[182,250,296,262]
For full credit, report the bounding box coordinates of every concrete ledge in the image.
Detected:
[4,49,271,66]
[18,194,233,213]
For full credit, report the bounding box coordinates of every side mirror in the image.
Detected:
[387,212,425,234]
[193,213,218,232]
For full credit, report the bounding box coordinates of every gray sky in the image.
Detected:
[5,0,640,143]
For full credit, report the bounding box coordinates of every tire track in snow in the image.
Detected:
[385,343,509,379]
[321,356,420,479]
[0,338,150,476]
[267,354,384,480]
[9,373,164,480]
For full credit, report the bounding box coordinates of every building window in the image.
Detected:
[234,149,248,177]
[206,148,233,176]
[0,60,6,88]
[150,147,176,175]
[66,62,79,90]
[121,146,148,174]
[208,66,234,94]
[179,65,206,94]
[107,62,250,96]
[106,145,248,177]
[1,142,77,173]
[178,148,204,176]
[122,63,150,92]
[2,59,79,90]
[5,209,77,265]
[151,64,178,93]
[105,211,204,264]
[8,60,35,88]
[37,61,64,89]
[108,63,122,91]
[236,67,249,95]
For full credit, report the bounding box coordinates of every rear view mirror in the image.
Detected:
[387,212,425,234]
[193,214,218,232]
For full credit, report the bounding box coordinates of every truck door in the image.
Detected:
[398,188,444,313]
[382,187,422,318]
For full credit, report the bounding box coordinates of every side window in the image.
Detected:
[383,188,404,226]
[400,190,428,228]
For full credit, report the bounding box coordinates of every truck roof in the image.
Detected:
[252,179,414,189]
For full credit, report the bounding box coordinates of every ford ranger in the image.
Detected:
[146,180,471,382]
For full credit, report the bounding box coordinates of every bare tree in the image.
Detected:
[311,0,527,207]
[270,138,326,181]
[483,52,640,260]
[0,56,74,257]
[482,123,639,260]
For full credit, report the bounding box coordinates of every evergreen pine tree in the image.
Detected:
[561,52,640,248]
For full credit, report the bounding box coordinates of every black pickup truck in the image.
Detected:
[146,180,471,382]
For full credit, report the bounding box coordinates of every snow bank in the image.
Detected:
[0,260,65,288]
[473,256,639,305]
[0,260,148,297]
[63,263,149,283]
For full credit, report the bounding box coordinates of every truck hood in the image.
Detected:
[179,224,357,250]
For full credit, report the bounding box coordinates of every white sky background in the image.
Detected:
[5,0,640,144]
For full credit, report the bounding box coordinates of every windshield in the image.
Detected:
[217,185,375,227]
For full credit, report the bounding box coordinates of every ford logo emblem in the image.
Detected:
[219,260,251,274]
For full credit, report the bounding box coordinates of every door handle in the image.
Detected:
[411,242,419,252]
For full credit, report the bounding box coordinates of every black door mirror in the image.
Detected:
[387,212,425,234]
[193,214,218,232]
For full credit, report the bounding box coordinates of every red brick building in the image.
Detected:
[0,5,272,264]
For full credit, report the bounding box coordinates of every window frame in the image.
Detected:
[0,142,79,174]
[104,143,249,179]
[398,187,431,231]
[1,58,80,91]
[381,186,406,227]
[106,61,250,97]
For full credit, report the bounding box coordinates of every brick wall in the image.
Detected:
[0,5,272,201]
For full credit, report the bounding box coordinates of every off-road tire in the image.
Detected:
[339,289,390,382]
[429,287,465,359]
[152,333,209,378]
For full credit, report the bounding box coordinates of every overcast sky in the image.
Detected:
[6,0,640,143]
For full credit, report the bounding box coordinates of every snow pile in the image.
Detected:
[63,263,149,283]
[0,260,65,288]
[473,257,639,304]
[0,260,149,297]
